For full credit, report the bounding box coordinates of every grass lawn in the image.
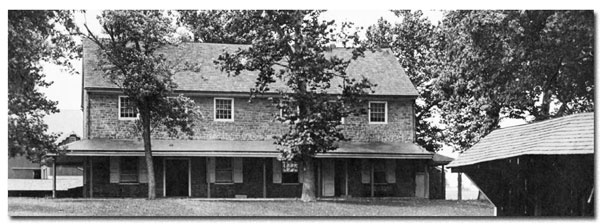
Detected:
[8,197,495,216]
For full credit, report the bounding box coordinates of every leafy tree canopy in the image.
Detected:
[215,10,375,201]
[8,10,80,163]
[366,10,594,152]
[177,10,261,44]
[84,10,201,199]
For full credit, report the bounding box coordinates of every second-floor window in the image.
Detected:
[214,98,234,121]
[369,101,387,124]
[119,96,138,120]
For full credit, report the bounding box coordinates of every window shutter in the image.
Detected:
[298,162,304,183]
[385,159,396,184]
[272,159,282,184]
[138,157,148,183]
[361,159,370,184]
[207,157,216,183]
[233,157,243,183]
[109,157,120,183]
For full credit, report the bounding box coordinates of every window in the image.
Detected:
[215,157,233,183]
[369,101,387,124]
[214,98,234,121]
[119,96,138,120]
[120,157,138,183]
[373,160,387,184]
[327,100,345,124]
[282,161,299,184]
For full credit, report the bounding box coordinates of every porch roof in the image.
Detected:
[61,139,433,159]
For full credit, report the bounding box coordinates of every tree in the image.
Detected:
[83,10,200,199]
[365,10,594,152]
[215,10,374,202]
[177,10,260,44]
[365,10,445,152]
[435,10,594,151]
[8,10,80,163]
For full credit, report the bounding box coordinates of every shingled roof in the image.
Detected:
[82,39,418,96]
[448,112,595,168]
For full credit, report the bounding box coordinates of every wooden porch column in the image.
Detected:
[206,157,211,198]
[89,157,93,198]
[262,158,267,198]
[317,160,321,198]
[370,160,375,197]
[52,156,57,198]
[457,172,462,201]
[344,160,349,196]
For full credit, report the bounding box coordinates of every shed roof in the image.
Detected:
[62,139,432,159]
[448,112,595,168]
[82,39,419,96]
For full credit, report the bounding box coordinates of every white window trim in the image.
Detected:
[368,101,388,124]
[118,96,139,121]
[214,97,235,122]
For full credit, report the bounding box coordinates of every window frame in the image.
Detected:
[119,157,139,184]
[281,161,300,184]
[215,157,234,184]
[368,101,388,124]
[118,96,139,121]
[214,98,235,122]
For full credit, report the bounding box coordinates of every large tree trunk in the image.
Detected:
[141,109,156,199]
[301,156,317,202]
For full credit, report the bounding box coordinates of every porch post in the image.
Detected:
[206,157,211,198]
[344,160,349,196]
[457,172,462,201]
[262,158,267,198]
[89,157,94,198]
[52,156,57,198]
[370,160,374,197]
[317,159,321,198]
[82,157,87,198]
[188,159,192,197]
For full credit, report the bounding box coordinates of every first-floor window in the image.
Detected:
[373,160,387,184]
[215,157,233,183]
[282,161,299,183]
[120,157,138,183]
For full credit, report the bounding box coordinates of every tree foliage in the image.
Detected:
[367,10,594,152]
[8,10,80,163]
[215,10,375,201]
[365,10,445,151]
[437,10,594,151]
[84,10,200,199]
[177,10,260,44]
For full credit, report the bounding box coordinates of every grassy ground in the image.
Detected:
[8,197,495,216]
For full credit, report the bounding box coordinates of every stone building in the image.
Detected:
[57,39,442,198]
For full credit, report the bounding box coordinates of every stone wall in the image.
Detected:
[87,93,415,143]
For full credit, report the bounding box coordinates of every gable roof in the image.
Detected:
[82,39,418,96]
[448,112,595,168]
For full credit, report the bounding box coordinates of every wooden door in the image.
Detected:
[321,159,335,197]
[415,172,426,198]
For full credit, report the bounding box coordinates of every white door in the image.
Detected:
[321,159,335,197]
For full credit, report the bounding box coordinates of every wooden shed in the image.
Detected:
[448,112,594,216]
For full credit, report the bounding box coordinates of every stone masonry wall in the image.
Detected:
[87,92,415,143]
